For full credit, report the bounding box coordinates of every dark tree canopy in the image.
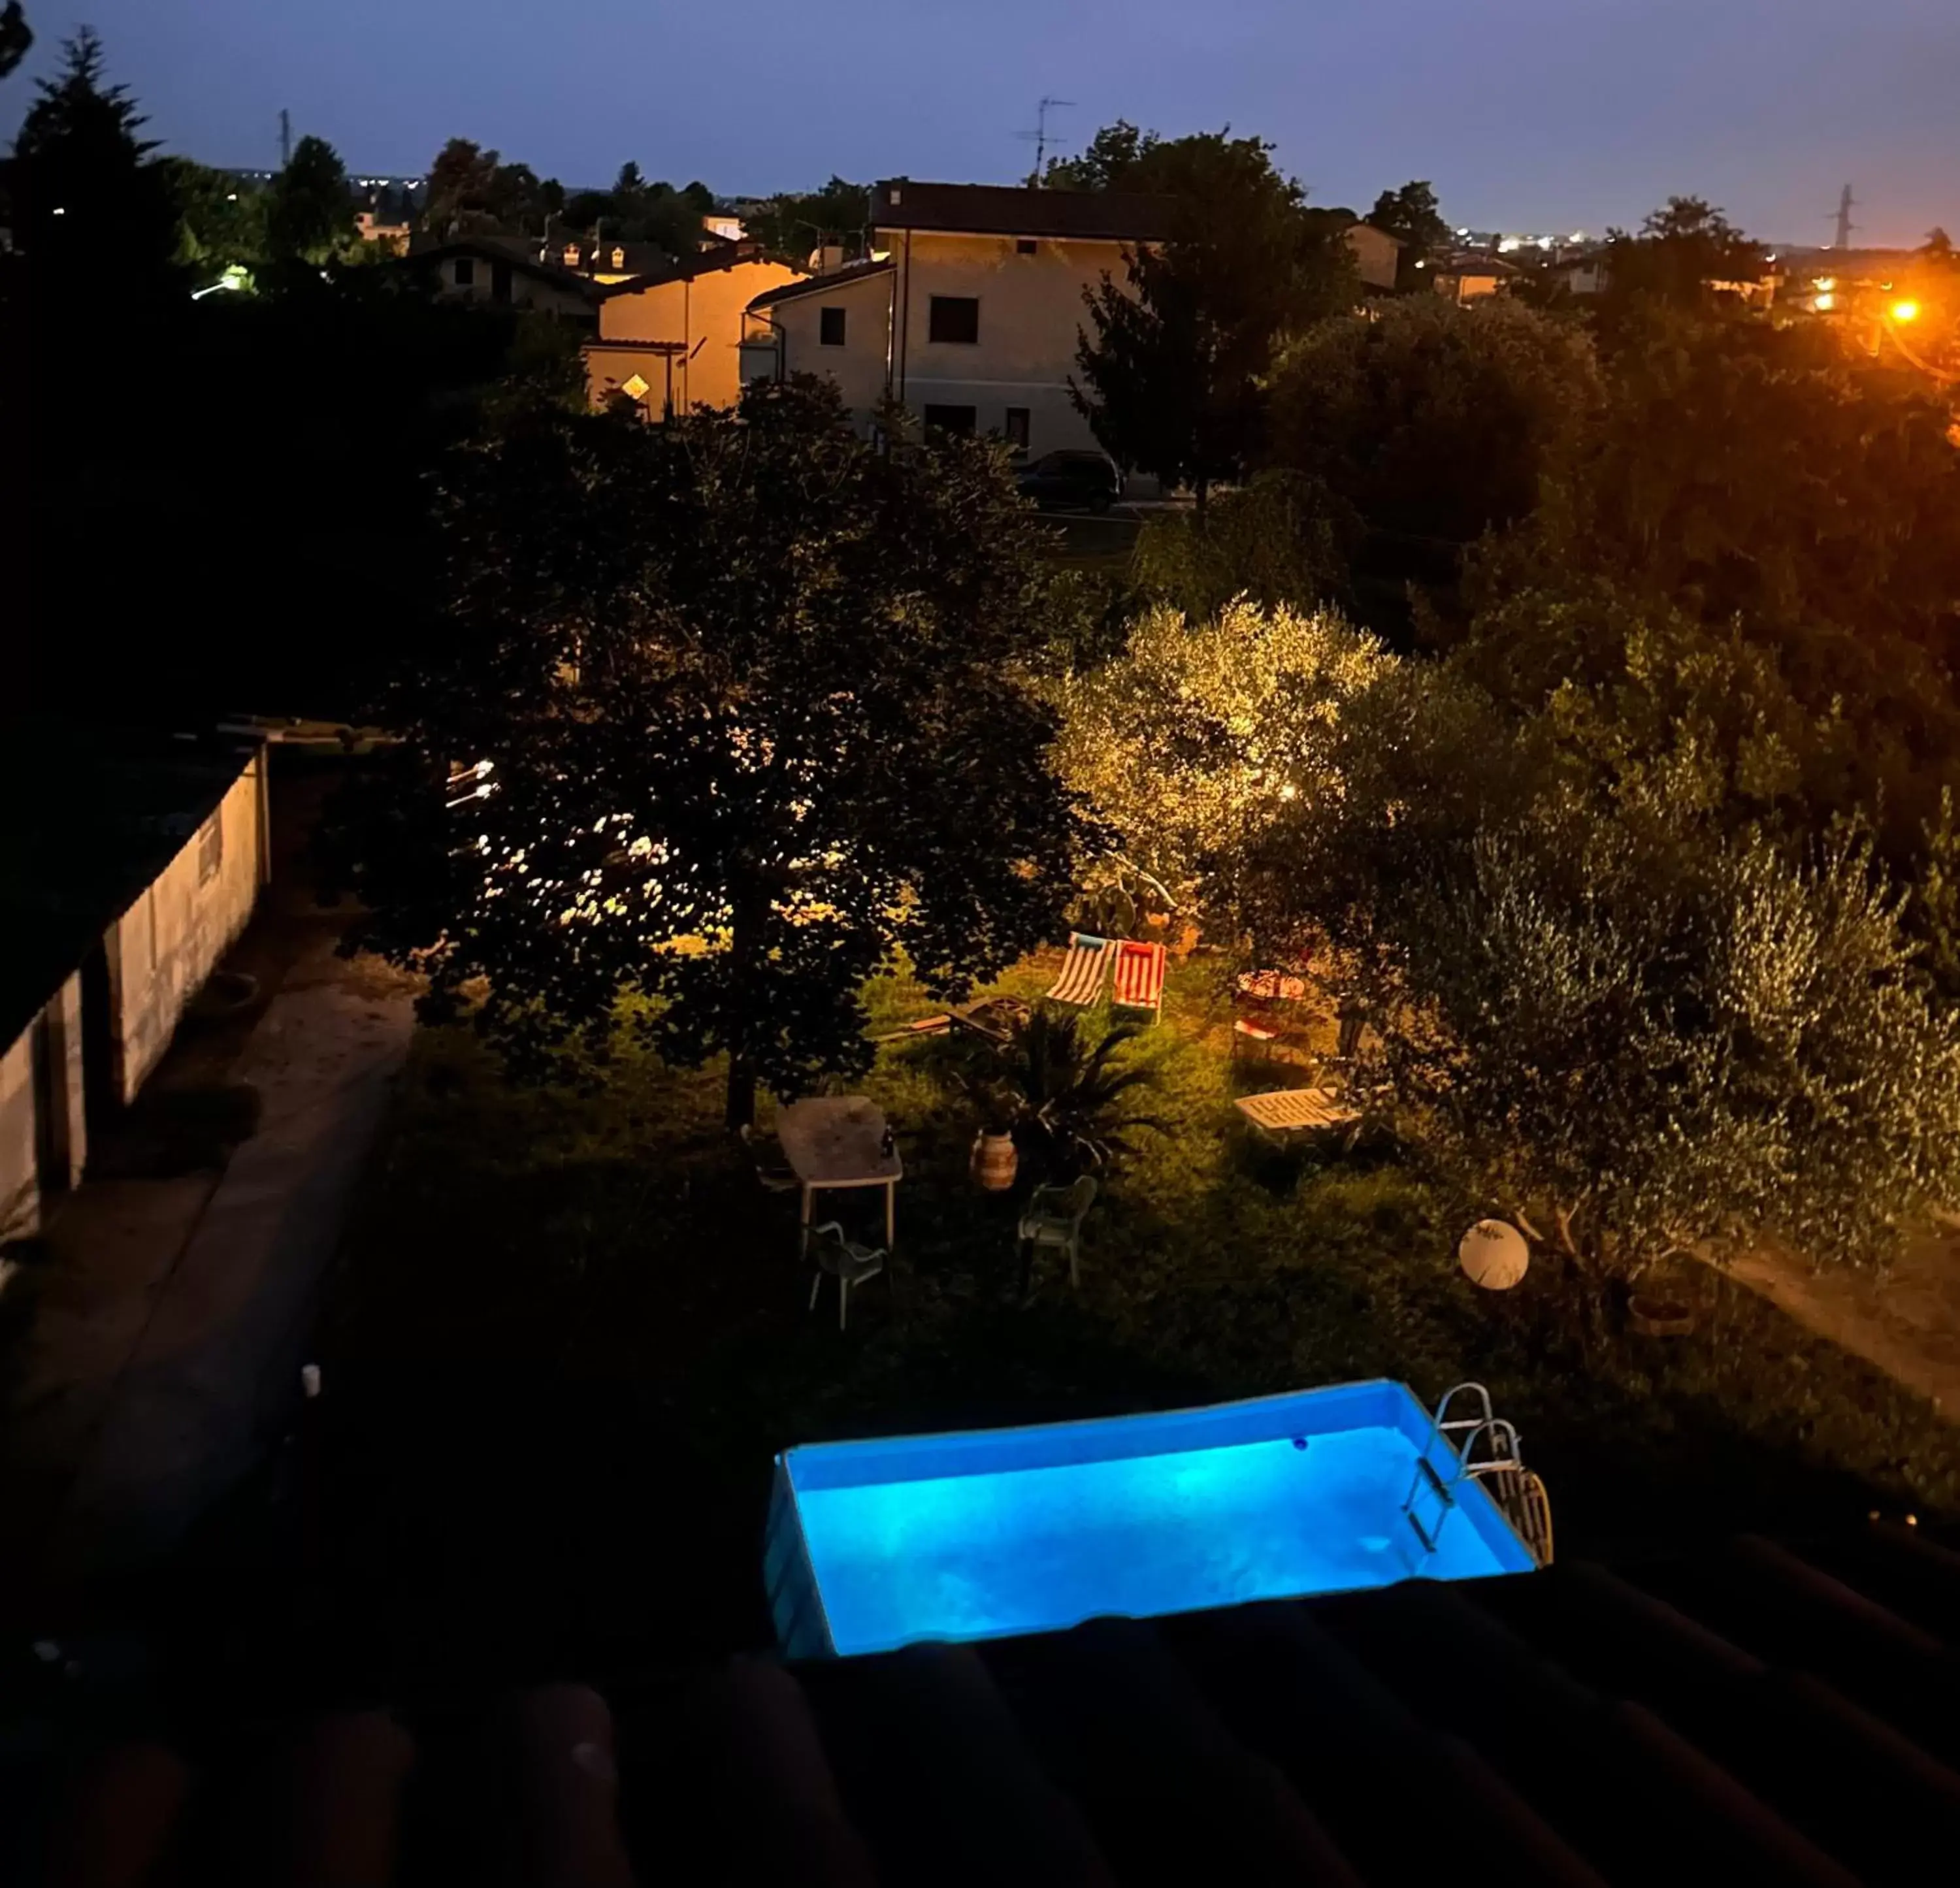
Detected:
[1600,195,1765,320]
[264,133,357,265]
[1071,129,1356,508]
[331,380,1100,1124]
[1,1,31,78]
[1266,295,1601,576]
[423,137,564,235]
[12,27,180,294]
[1367,179,1450,285]
[747,176,871,265]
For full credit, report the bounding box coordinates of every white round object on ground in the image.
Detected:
[1460,1218,1529,1290]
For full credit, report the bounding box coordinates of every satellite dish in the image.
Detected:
[1460,1218,1529,1290]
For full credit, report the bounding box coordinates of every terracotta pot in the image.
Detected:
[1627,1293,1697,1338]
[971,1130,1019,1192]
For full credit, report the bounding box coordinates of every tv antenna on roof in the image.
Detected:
[1017,97,1075,184]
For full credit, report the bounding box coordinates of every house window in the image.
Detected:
[928,295,980,344]
[1004,407,1031,451]
[922,404,977,436]
[610,246,625,269]
[453,256,475,287]
[1016,239,1037,256]
[197,814,223,888]
[563,242,581,267]
[819,306,847,346]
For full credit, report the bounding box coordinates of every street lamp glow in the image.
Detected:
[1889,299,1921,323]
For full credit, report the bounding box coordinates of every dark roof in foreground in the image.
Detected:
[0,724,262,1048]
[396,238,606,302]
[874,179,1179,243]
[11,1523,1958,1883]
[747,259,894,311]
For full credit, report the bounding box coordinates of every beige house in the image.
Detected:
[1331,219,1403,291]
[742,180,1401,461]
[1,732,269,1245]
[585,248,806,417]
[741,182,1179,458]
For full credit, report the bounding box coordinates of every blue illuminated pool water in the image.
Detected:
[766,1380,1535,1657]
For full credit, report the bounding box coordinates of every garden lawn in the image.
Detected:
[312,949,1960,1686]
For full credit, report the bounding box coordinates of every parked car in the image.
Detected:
[1016,449,1124,513]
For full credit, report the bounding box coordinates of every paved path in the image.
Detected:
[1723,1219,1960,1422]
[0,928,413,1597]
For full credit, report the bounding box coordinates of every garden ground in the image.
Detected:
[307,951,1960,1691]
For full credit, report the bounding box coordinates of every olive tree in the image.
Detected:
[1235,640,1960,1283]
[1049,598,1389,918]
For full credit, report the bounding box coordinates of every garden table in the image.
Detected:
[1233,1087,1359,1143]
[776,1096,903,1257]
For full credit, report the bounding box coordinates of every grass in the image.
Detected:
[314,949,1960,1684]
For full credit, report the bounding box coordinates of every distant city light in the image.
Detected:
[1497,237,1522,254]
[1889,299,1921,323]
[1570,230,1586,242]
[1812,277,1837,291]
[52,206,65,216]
[1813,292,1837,312]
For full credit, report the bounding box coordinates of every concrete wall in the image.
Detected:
[883,230,1126,459]
[589,261,806,415]
[111,760,267,1103]
[0,975,83,1243]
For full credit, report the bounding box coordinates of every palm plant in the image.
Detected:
[981,1008,1167,1180]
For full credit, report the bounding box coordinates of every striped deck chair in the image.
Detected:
[1045,933,1116,1008]
[1111,938,1168,1022]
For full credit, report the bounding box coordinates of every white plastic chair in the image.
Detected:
[808,1222,887,1331]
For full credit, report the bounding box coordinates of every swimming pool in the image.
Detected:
[766,1379,1536,1657]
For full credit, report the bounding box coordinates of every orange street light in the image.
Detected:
[1889,298,1921,323]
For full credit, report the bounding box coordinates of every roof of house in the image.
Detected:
[0,723,262,1049]
[14,1524,1957,1882]
[745,259,894,312]
[594,240,787,299]
[873,179,1179,243]
[398,239,606,302]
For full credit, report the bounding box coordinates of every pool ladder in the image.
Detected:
[1401,1382,1526,1557]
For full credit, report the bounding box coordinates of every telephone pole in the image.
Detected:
[1831,183,1855,250]
[279,108,291,169]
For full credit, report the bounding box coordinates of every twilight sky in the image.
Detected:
[7,1,1957,244]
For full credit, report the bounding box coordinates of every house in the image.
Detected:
[740,180,1402,461]
[1343,220,1404,291]
[1430,251,1518,302]
[743,179,1180,460]
[584,245,806,417]
[354,210,410,255]
[401,238,605,323]
[1,728,270,1245]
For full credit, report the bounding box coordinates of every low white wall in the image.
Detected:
[112,760,266,1101]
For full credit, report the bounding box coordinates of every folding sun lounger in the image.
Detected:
[1111,938,1168,1022]
[1045,932,1117,1007]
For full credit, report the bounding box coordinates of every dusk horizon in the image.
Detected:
[5,0,1955,245]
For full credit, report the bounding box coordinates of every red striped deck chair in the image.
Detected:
[1111,938,1168,1022]
[1045,932,1116,1008]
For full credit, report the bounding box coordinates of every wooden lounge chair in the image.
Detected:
[1111,939,1168,1022]
[1044,933,1117,1008]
